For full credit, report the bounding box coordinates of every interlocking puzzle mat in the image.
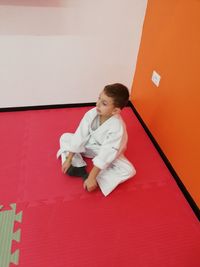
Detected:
[0,204,22,267]
[0,107,199,267]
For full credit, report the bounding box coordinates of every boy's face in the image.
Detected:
[96,90,120,118]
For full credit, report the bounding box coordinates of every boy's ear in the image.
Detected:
[112,107,121,115]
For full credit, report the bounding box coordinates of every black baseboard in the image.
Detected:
[0,102,96,112]
[1,101,199,220]
[128,101,200,221]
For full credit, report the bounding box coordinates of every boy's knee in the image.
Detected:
[60,133,72,143]
[60,133,67,140]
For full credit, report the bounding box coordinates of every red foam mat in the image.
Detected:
[0,107,199,267]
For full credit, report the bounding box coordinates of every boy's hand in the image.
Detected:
[83,177,98,192]
[83,165,100,192]
[62,152,74,173]
[62,158,71,173]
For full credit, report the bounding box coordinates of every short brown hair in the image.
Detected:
[103,83,129,109]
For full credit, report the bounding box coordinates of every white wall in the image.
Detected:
[0,0,147,108]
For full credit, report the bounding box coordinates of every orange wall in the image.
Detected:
[131,0,200,207]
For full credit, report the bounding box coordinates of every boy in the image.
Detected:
[57,83,136,196]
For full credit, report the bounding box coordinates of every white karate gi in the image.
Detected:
[57,107,136,196]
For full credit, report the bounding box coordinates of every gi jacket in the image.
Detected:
[69,107,128,170]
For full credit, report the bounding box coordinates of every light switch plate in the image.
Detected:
[151,70,161,87]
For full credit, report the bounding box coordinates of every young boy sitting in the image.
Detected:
[57,83,136,196]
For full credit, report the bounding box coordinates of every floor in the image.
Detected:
[0,106,199,267]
